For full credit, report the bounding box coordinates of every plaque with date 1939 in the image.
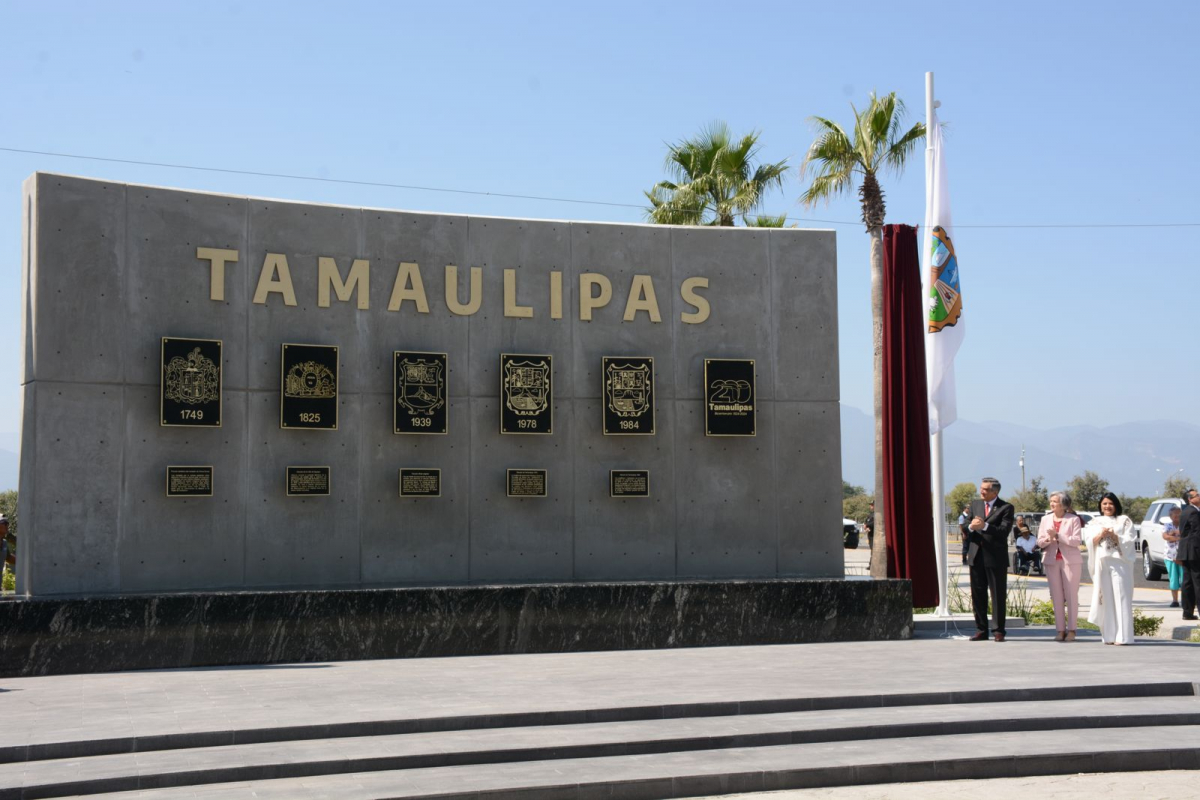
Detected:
[704,358,756,437]
[161,337,222,427]
[281,343,338,431]
[394,352,447,434]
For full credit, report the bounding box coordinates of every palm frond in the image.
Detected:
[883,122,926,173]
[744,213,791,228]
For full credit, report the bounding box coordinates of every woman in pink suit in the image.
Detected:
[1037,491,1084,641]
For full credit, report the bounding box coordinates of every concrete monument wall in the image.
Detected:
[18,173,842,597]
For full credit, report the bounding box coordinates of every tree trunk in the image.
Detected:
[869,226,889,578]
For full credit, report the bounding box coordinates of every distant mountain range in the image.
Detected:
[1,410,1197,497]
[840,406,1200,499]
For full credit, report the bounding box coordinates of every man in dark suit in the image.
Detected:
[960,477,1015,641]
[1177,488,1200,620]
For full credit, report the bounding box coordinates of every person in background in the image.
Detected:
[1085,492,1138,645]
[1014,518,1042,576]
[1178,489,1200,621]
[1037,492,1083,641]
[1163,505,1184,608]
[0,515,12,586]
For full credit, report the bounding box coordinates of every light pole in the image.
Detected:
[1020,446,1026,493]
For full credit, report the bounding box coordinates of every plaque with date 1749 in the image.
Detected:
[161,337,222,427]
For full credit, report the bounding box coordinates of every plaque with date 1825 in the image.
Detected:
[394,352,447,434]
[161,337,222,427]
[500,354,552,434]
[281,343,338,430]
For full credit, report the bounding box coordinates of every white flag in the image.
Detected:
[922,108,963,435]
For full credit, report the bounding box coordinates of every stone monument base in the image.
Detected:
[0,578,911,677]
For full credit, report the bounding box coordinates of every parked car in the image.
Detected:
[843,518,860,549]
[1138,498,1183,581]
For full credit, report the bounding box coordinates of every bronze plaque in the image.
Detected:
[506,468,547,497]
[166,466,213,497]
[609,469,649,498]
[500,353,552,434]
[394,352,448,434]
[704,358,756,437]
[286,466,331,496]
[399,468,441,498]
[602,357,655,435]
[281,343,338,430]
[160,337,222,427]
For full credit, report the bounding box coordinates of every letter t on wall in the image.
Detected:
[196,247,238,302]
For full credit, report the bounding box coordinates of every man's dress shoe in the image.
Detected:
[994,632,1006,642]
[969,631,989,641]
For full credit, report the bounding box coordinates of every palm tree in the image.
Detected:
[799,92,925,578]
[645,122,789,226]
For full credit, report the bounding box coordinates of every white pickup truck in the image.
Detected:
[1138,497,1183,580]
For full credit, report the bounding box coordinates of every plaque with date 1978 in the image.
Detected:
[281,343,339,431]
[161,337,222,427]
[500,354,552,434]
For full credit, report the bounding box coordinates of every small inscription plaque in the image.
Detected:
[704,358,756,437]
[286,466,331,496]
[161,337,222,427]
[500,353,553,434]
[281,343,338,430]
[506,468,548,497]
[610,470,649,498]
[399,468,441,497]
[166,466,213,497]
[395,351,448,434]
[602,356,655,435]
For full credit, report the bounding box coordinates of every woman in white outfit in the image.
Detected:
[1085,492,1137,645]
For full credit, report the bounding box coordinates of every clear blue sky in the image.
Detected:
[2,0,1198,444]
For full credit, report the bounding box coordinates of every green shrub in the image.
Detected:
[1133,607,1163,637]
[1,568,13,592]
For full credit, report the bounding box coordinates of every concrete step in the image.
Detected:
[7,694,1198,799]
[2,679,1184,765]
[50,725,1200,799]
[911,613,1025,631]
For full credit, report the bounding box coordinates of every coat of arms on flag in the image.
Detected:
[927,225,962,332]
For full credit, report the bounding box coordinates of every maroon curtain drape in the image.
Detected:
[881,224,938,607]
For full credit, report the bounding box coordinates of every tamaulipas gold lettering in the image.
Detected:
[202,249,710,322]
[318,257,369,310]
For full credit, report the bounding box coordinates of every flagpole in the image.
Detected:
[925,71,951,618]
